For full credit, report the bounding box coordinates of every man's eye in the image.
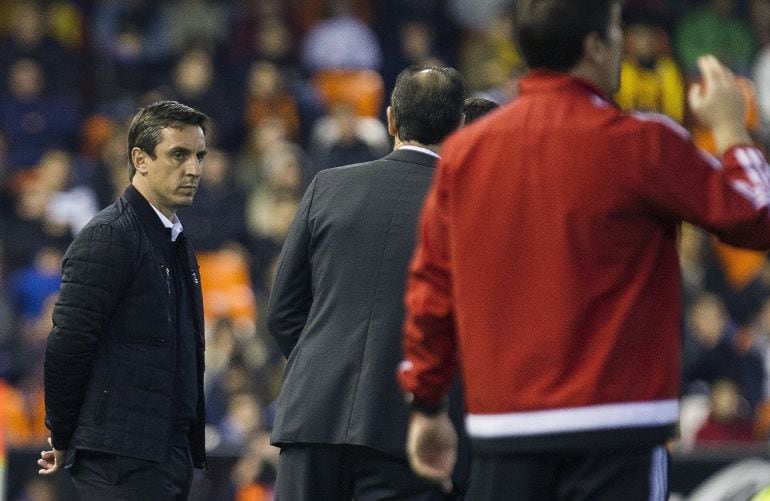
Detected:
[173,151,185,160]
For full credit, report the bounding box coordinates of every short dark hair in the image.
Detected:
[514,0,618,72]
[127,100,208,181]
[390,65,465,145]
[463,97,500,124]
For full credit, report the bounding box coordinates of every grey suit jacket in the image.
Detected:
[267,148,438,458]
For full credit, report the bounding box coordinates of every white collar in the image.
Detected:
[397,145,440,159]
[149,204,184,242]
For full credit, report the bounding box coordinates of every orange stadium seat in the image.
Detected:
[312,69,385,117]
[197,248,257,328]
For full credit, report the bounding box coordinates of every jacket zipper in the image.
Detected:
[164,266,171,295]
[162,265,171,343]
[95,369,116,424]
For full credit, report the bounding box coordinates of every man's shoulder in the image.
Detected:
[314,156,391,183]
[75,197,138,244]
[326,153,396,172]
[63,198,139,265]
[81,197,127,228]
[329,150,435,174]
[621,110,692,140]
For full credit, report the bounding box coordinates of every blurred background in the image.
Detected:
[3,0,770,499]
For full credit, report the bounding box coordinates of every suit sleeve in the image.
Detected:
[398,161,459,409]
[44,223,131,450]
[636,118,770,248]
[267,177,317,358]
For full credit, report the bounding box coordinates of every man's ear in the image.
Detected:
[386,106,398,138]
[582,31,605,66]
[131,147,148,175]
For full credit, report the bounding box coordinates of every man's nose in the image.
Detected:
[186,157,203,177]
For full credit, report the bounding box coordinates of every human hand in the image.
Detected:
[688,55,751,154]
[37,437,65,475]
[406,410,457,493]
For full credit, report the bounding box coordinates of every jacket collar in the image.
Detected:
[383,148,438,168]
[519,70,614,106]
[123,184,174,242]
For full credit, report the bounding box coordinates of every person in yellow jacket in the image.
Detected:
[615,20,685,123]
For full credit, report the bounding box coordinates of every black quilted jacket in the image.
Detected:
[44,185,207,468]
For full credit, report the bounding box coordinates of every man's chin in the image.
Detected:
[173,196,196,209]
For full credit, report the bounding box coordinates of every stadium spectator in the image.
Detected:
[0,244,16,363]
[0,2,79,97]
[160,45,243,152]
[309,101,386,172]
[244,141,306,278]
[243,60,301,142]
[36,149,99,238]
[9,248,60,323]
[683,293,765,411]
[1,179,71,277]
[179,149,248,251]
[0,59,80,174]
[300,0,382,72]
[381,18,446,94]
[163,0,231,57]
[458,6,523,100]
[678,223,710,311]
[694,379,758,446]
[614,12,685,122]
[231,431,278,501]
[91,0,173,98]
[226,3,294,67]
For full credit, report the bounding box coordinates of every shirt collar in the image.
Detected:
[148,204,184,242]
[519,69,612,105]
[397,145,441,159]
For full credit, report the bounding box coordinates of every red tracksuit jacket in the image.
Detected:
[399,70,770,451]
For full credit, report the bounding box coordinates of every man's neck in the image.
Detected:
[132,180,176,220]
[393,137,441,156]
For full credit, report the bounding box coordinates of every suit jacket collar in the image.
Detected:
[383,148,438,168]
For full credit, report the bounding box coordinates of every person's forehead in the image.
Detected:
[157,124,205,148]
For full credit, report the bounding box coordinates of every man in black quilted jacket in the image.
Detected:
[37,100,209,500]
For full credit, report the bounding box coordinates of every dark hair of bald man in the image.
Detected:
[390,65,465,146]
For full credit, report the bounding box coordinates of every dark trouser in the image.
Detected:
[70,446,193,501]
[467,445,668,501]
[274,444,457,501]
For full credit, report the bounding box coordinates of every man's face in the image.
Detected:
[138,125,206,217]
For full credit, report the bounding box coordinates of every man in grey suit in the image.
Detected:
[267,65,466,500]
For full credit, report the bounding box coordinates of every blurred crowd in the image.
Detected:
[3,0,770,499]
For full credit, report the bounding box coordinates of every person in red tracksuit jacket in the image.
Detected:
[397,1,770,500]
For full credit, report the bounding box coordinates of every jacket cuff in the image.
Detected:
[406,394,448,415]
[51,432,71,451]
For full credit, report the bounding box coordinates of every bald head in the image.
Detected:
[390,65,465,146]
